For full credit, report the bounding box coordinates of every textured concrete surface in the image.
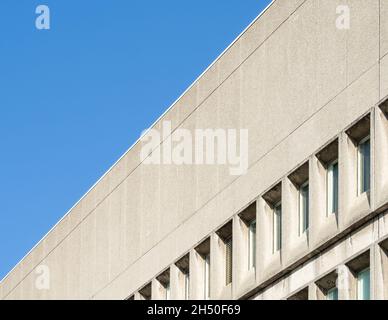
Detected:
[0,0,387,300]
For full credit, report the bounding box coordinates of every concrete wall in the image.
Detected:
[253,210,388,300]
[1,0,387,300]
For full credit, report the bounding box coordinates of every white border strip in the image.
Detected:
[0,0,275,285]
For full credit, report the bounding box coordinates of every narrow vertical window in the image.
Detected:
[316,139,339,218]
[204,254,210,300]
[357,268,370,300]
[289,162,309,238]
[225,237,233,285]
[196,239,210,300]
[176,254,190,300]
[139,283,152,300]
[358,136,371,195]
[273,202,282,252]
[184,272,190,300]
[264,183,282,254]
[165,282,171,300]
[327,160,339,215]
[287,287,309,300]
[346,251,370,300]
[248,220,256,269]
[157,270,170,300]
[316,270,338,301]
[299,181,309,234]
[238,202,257,272]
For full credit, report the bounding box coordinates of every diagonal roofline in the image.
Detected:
[0,0,276,286]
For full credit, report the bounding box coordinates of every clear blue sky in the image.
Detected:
[0,0,272,280]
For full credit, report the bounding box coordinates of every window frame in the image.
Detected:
[225,237,233,285]
[326,159,339,215]
[357,267,371,300]
[299,181,309,235]
[326,287,338,300]
[165,282,171,300]
[184,271,190,300]
[248,219,256,270]
[357,135,371,195]
[204,254,210,300]
[273,201,282,253]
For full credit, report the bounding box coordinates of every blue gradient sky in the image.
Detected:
[0,0,272,280]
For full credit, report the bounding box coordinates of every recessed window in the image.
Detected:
[358,136,371,195]
[326,287,339,300]
[316,139,339,217]
[165,283,171,300]
[239,202,257,270]
[288,287,309,300]
[263,183,282,253]
[225,237,233,285]
[346,114,371,196]
[184,272,190,300]
[381,99,388,117]
[139,283,152,300]
[204,254,210,299]
[299,181,309,234]
[288,162,309,236]
[346,250,370,300]
[248,220,256,270]
[216,221,233,286]
[357,268,370,300]
[315,270,338,300]
[273,202,282,252]
[327,160,339,215]
[176,254,190,300]
[156,269,171,300]
[195,238,210,300]
[379,238,388,299]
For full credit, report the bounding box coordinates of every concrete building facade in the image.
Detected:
[1,0,388,300]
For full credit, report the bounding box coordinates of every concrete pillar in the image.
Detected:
[310,139,339,248]
[308,283,318,300]
[151,278,165,300]
[339,116,372,231]
[170,264,181,300]
[373,241,388,300]
[233,215,246,292]
[210,232,223,298]
[370,107,376,211]
[232,214,255,298]
[283,161,310,266]
[337,264,353,300]
[257,182,283,284]
[374,105,388,209]
[282,174,298,264]
[190,249,204,300]
[210,227,233,299]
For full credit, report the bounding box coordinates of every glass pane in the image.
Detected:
[300,183,309,234]
[249,221,256,269]
[359,138,371,194]
[362,139,370,192]
[165,283,170,300]
[357,268,370,300]
[225,238,233,285]
[184,273,190,300]
[204,254,210,299]
[326,287,338,300]
[327,161,339,214]
[274,204,282,252]
[332,162,339,213]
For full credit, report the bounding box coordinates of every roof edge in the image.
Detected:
[0,0,276,288]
